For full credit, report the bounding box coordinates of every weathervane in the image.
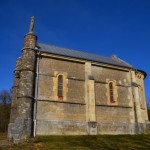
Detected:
[29,16,34,33]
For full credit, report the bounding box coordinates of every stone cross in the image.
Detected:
[29,16,34,33]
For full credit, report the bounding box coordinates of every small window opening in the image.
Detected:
[58,75,63,99]
[109,82,115,103]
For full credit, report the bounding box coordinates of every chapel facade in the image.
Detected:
[8,17,150,143]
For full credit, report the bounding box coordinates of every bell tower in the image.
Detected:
[8,16,37,143]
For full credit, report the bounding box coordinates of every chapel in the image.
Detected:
[8,17,150,143]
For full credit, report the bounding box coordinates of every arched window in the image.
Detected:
[109,82,115,103]
[58,75,63,98]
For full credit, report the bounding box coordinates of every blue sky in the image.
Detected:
[0,0,150,100]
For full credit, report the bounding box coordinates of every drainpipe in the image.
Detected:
[33,51,40,137]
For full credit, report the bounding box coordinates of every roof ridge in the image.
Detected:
[111,55,134,68]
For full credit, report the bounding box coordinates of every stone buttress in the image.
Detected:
[8,17,37,143]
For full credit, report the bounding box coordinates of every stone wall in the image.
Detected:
[36,57,86,135]
[36,101,86,135]
[9,57,22,123]
[96,106,132,122]
[135,71,148,122]
[38,75,53,100]
[36,101,85,121]
[97,122,135,134]
[95,83,107,105]
[92,66,130,85]
[39,57,85,80]
[67,80,85,103]
[34,56,149,135]
[8,33,37,143]
[38,57,85,103]
[36,120,87,135]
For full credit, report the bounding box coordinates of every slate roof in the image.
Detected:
[37,42,134,68]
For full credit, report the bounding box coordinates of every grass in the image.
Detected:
[0,133,7,141]
[0,133,150,150]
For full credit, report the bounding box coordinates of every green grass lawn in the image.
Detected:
[0,133,150,150]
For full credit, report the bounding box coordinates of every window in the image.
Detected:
[106,81,118,104]
[53,71,68,101]
[58,75,63,99]
[109,82,114,103]
[109,82,115,103]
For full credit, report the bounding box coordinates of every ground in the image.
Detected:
[0,133,150,150]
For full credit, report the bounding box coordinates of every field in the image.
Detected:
[0,133,150,150]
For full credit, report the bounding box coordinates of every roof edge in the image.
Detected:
[136,69,147,79]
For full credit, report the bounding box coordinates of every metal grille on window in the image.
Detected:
[58,75,63,98]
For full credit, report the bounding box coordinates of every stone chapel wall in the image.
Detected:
[92,65,134,124]
[36,57,86,135]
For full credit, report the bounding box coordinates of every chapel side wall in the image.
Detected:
[36,57,86,135]
[38,57,85,103]
[92,65,134,123]
[36,101,86,135]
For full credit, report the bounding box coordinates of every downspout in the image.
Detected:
[33,51,40,137]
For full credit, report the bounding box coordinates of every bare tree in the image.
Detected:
[0,89,12,132]
[0,89,11,105]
